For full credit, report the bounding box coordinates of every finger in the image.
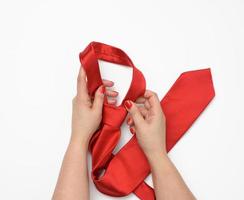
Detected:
[135,97,150,110]
[102,79,114,87]
[126,116,134,126]
[91,94,116,105]
[138,106,148,118]
[144,90,161,112]
[127,105,148,125]
[105,90,118,97]
[77,66,90,101]
[135,97,146,104]
[129,125,136,134]
[135,97,149,109]
[144,100,151,110]
[107,98,117,105]
[92,85,105,112]
[124,100,144,125]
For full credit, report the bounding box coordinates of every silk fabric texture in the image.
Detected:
[79,42,215,200]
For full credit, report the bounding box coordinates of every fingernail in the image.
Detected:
[124,100,132,110]
[100,85,105,94]
[130,127,136,134]
[126,117,131,125]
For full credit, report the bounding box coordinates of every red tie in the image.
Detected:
[79,42,215,200]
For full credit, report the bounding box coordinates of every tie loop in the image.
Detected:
[79,41,146,103]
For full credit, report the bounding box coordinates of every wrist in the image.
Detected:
[70,131,91,150]
[145,149,168,164]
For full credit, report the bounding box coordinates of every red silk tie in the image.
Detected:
[79,42,215,200]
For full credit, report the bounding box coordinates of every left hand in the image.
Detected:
[71,66,118,147]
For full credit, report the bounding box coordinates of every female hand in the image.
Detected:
[71,66,118,148]
[124,91,196,200]
[124,90,166,158]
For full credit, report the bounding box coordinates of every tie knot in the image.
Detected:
[102,104,127,128]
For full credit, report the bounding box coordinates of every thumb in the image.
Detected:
[124,100,144,125]
[92,85,105,112]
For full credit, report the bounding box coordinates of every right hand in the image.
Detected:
[123,90,167,158]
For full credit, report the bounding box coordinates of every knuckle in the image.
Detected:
[76,96,91,106]
[83,100,92,107]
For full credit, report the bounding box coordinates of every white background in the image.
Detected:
[0,0,244,199]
